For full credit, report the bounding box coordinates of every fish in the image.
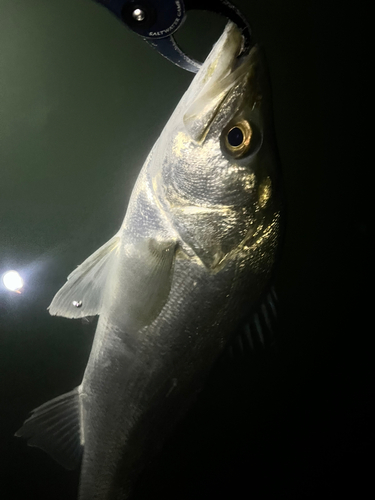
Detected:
[15,23,283,499]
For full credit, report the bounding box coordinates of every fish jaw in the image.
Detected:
[168,22,245,122]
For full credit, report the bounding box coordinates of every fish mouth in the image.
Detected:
[194,22,260,98]
[188,23,253,101]
[182,25,261,142]
[199,22,245,86]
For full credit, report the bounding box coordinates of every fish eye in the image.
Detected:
[227,127,244,147]
[222,119,254,158]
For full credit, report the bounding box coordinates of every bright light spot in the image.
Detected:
[2,270,24,292]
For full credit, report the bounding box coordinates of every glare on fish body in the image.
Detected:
[2,270,24,292]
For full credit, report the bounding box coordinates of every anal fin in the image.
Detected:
[15,387,83,470]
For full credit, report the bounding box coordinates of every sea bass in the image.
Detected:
[16,23,283,499]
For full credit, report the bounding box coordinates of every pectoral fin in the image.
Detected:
[48,234,120,318]
[112,239,177,331]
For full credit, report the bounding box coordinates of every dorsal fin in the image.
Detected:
[227,286,279,359]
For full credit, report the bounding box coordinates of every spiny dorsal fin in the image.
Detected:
[48,234,120,319]
[15,387,83,470]
[228,286,278,358]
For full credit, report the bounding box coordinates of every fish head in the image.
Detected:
[153,23,283,273]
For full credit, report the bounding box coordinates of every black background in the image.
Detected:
[0,1,372,499]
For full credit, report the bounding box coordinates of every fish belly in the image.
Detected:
[78,258,243,499]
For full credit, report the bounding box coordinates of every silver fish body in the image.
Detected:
[16,23,283,499]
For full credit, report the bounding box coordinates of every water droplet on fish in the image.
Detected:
[72,300,82,308]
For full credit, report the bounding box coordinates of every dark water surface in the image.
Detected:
[1,1,372,498]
